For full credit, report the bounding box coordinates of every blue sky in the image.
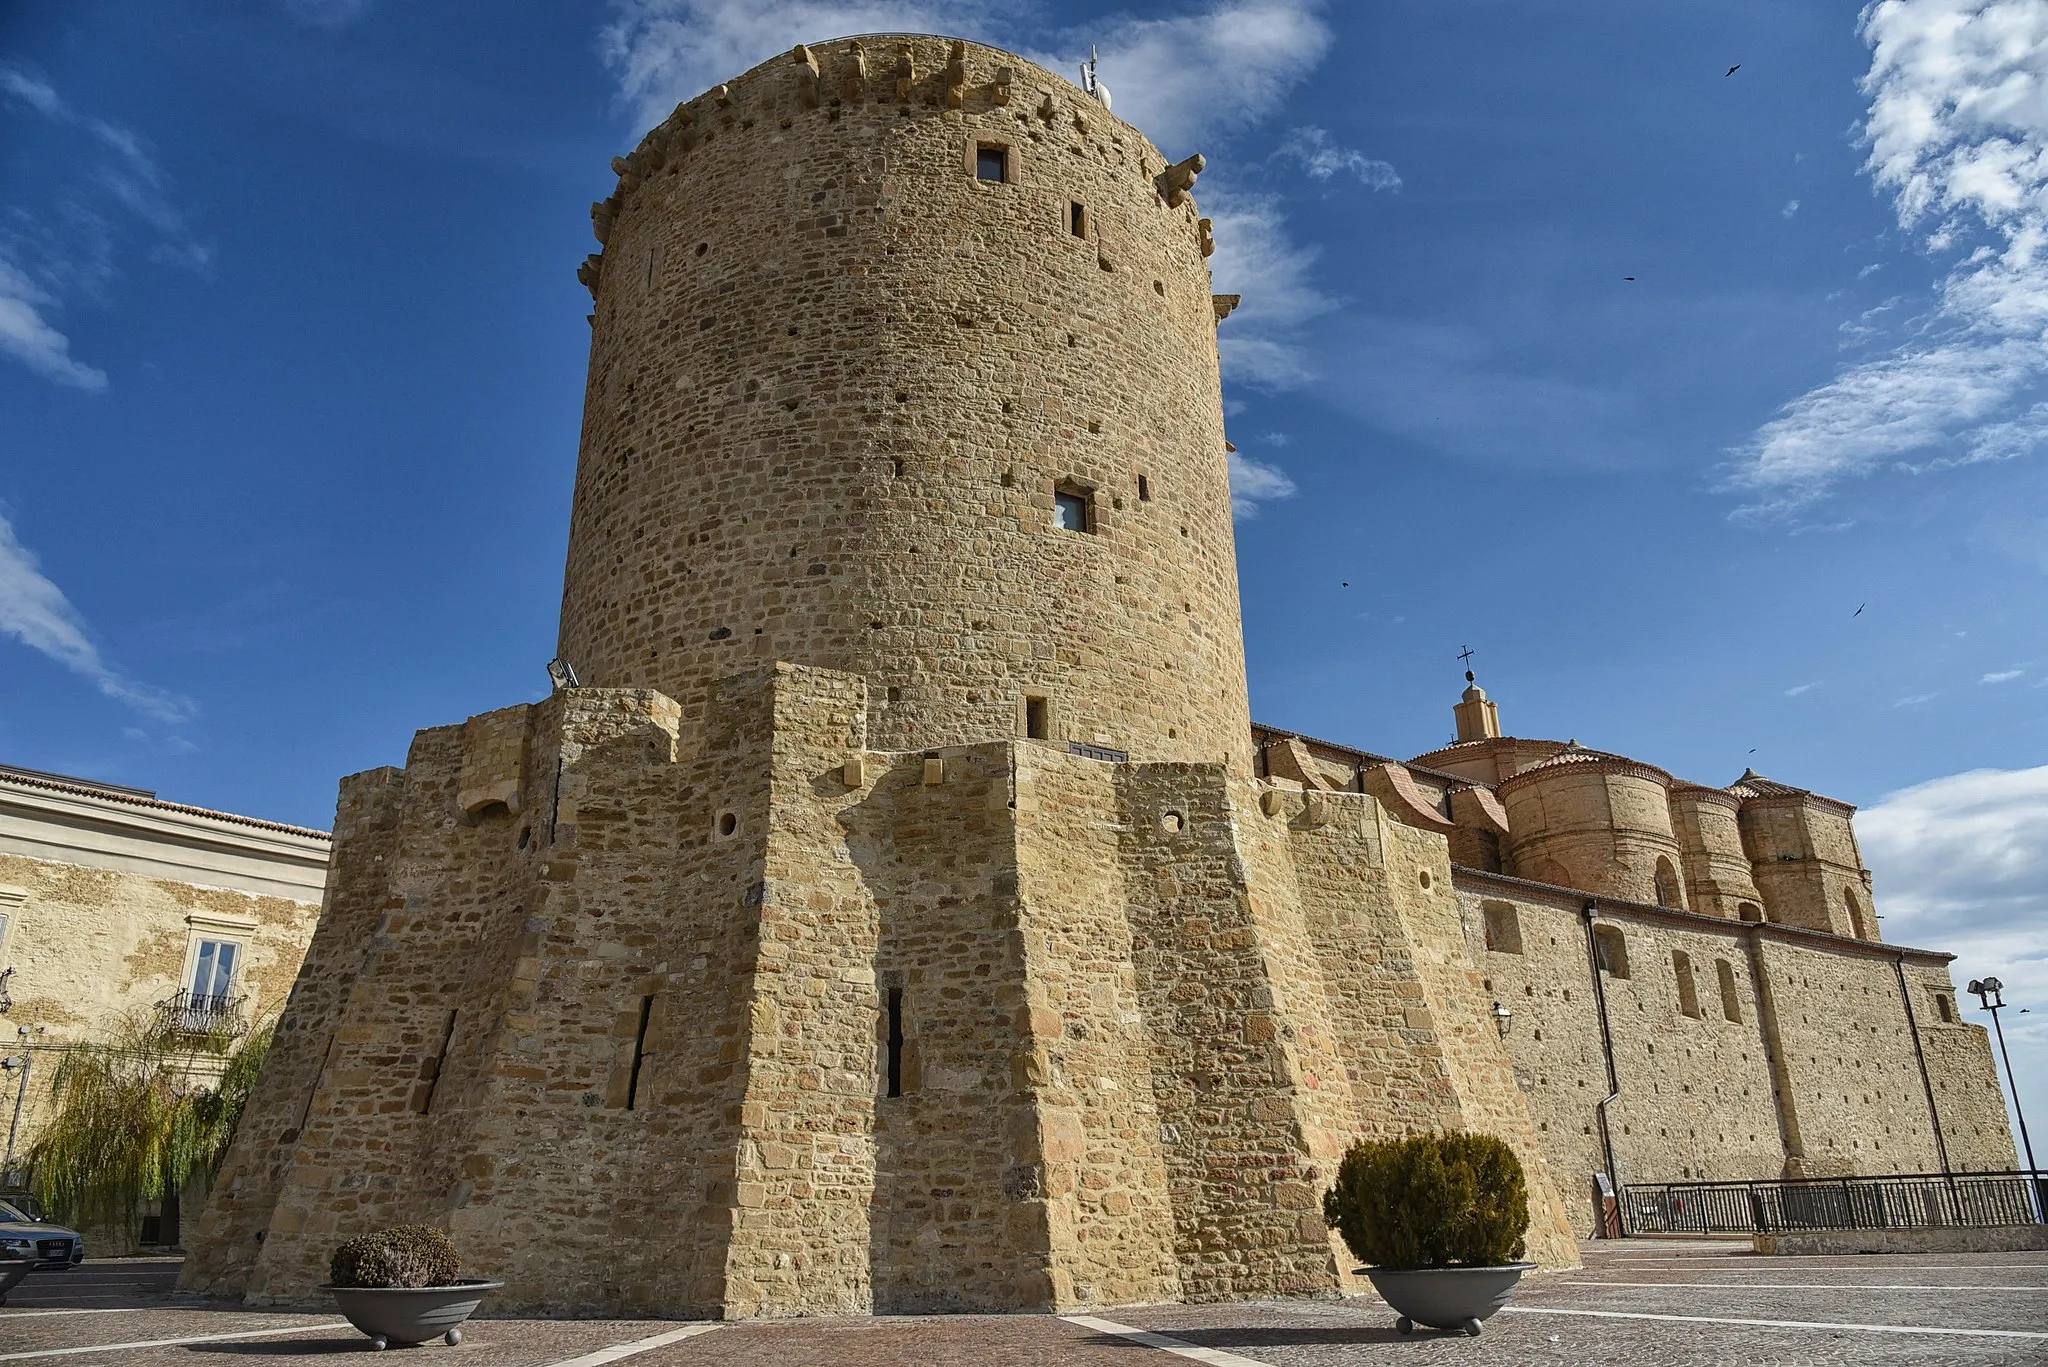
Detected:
[2,1,2044,1145]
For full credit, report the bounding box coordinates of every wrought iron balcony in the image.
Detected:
[153,988,250,1039]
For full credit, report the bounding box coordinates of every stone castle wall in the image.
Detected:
[186,664,1579,1315]
[558,35,1252,773]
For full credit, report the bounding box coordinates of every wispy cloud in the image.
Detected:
[1893,691,1940,706]
[1227,448,1297,518]
[1783,681,1820,697]
[1206,189,1335,390]
[1273,125,1399,189]
[0,61,211,390]
[1780,198,1800,218]
[1862,763,2048,1143]
[0,510,192,723]
[1727,0,2048,515]
[1982,668,2025,684]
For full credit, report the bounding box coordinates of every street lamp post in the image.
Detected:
[1967,978,2039,1185]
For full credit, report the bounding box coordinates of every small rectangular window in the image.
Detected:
[1069,201,1088,237]
[976,144,1008,183]
[1054,486,1092,532]
[1673,950,1702,1018]
[189,938,241,1004]
[1717,959,1743,1022]
[1934,992,1954,1023]
[1594,924,1630,979]
[1137,474,1151,502]
[1025,696,1050,740]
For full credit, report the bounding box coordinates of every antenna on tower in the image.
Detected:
[1079,45,1112,110]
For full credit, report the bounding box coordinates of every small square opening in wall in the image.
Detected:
[1025,695,1050,740]
[976,144,1009,183]
[1053,482,1093,532]
[1069,201,1088,237]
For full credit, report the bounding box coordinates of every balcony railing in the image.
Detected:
[153,988,250,1039]
[1622,1170,2047,1235]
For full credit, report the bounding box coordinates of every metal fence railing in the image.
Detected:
[1622,1170,2048,1235]
[151,988,250,1039]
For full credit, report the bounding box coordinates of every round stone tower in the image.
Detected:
[557,35,1251,771]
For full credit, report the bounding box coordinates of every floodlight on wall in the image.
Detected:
[1968,975,2037,1177]
[1491,1000,1513,1038]
[546,657,581,692]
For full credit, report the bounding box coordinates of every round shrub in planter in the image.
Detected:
[1323,1131,1535,1336]
[319,1224,500,1349]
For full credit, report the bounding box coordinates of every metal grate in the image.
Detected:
[152,988,250,1039]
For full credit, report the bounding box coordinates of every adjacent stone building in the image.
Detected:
[0,763,329,1238]
[183,34,2014,1320]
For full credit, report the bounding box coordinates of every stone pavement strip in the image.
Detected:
[2,1241,2046,1365]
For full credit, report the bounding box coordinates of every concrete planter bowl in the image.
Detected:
[321,1280,502,1348]
[1361,1263,1535,1336]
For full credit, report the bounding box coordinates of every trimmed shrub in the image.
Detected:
[328,1224,461,1289]
[1322,1131,1530,1269]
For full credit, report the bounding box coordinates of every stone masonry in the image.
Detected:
[183,33,2012,1319]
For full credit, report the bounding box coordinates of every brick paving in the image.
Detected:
[2,1241,2044,1364]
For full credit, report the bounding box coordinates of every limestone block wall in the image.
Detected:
[1453,872,2016,1234]
[1738,795,1877,939]
[558,35,1251,773]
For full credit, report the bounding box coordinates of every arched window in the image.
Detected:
[1843,888,1867,939]
[1594,924,1631,979]
[1672,950,1702,1018]
[1736,902,1763,924]
[1654,856,1685,910]
[1716,959,1742,1022]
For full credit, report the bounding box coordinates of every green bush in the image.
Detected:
[328,1224,461,1289]
[1321,1132,1530,1269]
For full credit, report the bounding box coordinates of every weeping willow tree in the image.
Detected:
[25,1012,273,1242]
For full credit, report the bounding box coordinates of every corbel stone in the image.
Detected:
[922,756,946,785]
[793,44,820,108]
[1198,217,1216,258]
[842,757,866,789]
[711,83,732,107]
[893,48,915,101]
[1037,92,1058,126]
[993,66,1014,106]
[577,254,602,297]
[946,40,967,108]
[1212,294,1241,321]
[590,199,616,245]
[1162,153,1205,207]
[842,42,867,101]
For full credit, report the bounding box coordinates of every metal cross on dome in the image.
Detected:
[1458,645,1476,677]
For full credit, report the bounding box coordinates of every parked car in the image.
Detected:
[0,1198,84,1269]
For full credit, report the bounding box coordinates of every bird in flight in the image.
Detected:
[1341,581,1349,588]
[1853,603,1865,617]
[1725,64,1741,77]
[1624,276,1636,281]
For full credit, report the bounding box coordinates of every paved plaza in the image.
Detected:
[2,1239,2044,1365]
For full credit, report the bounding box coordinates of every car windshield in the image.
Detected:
[0,1200,28,1223]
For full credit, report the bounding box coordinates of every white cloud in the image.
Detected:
[1205,189,1335,389]
[1862,764,2048,1148]
[1781,198,1801,218]
[1783,681,1820,697]
[0,259,107,390]
[1271,125,1399,189]
[0,66,59,116]
[1728,0,2048,515]
[1982,668,2025,683]
[1227,448,1297,517]
[1893,691,1940,706]
[599,0,1331,150]
[0,511,192,723]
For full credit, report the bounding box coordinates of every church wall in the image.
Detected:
[1453,872,2015,1236]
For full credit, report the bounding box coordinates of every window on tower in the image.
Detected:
[976,144,1009,183]
[1053,483,1093,533]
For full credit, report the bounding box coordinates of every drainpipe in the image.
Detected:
[1894,952,1951,1177]
[1581,900,1623,1233]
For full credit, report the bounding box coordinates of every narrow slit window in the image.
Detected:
[1717,959,1742,1022]
[1069,201,1087,237]
[976,144,1008,183]
[419,1009,458,1114]
[1672,950,1702,1019]
[1137,474,1151,502]
[1025,695,1050,740]
[625,995,653,1110]
[886,987,905,1097]
[1934,992,1954,1023]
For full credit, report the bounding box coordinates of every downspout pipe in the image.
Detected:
[1581,900,1623,1232]
[1894,952,1951,1177]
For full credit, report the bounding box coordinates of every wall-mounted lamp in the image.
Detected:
[545,657,581,692]
[1491,1000,1513,1038]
